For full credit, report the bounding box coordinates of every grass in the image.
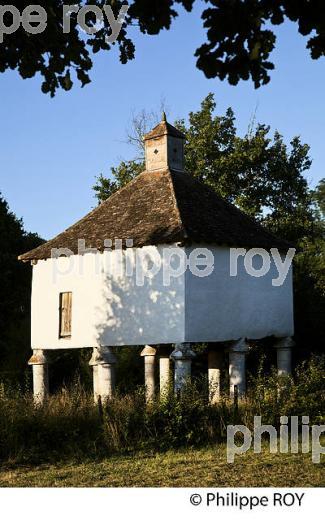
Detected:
[0,356,324,486]
[1,445,324,487]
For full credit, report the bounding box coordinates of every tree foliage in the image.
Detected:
[0,194,43,377]
[93,160,143,201]
[1,1,325,95]
[195,0,325,88]
[313,178,325,219]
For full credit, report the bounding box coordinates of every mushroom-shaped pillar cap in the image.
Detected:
[89,346,117,366]
[28,349,49,365]
[228,338,249,354]
[274,336,295,351]
[141,345,157,357]
[170,343,196,361]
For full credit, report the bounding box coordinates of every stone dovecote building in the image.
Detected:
[20,114,295,404]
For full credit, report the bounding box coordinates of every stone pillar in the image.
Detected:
[28,349,49,405]
[89,348,100,402]
[93,365,99,400]
[208,347,223,404]
[228,338,249,398]
[89,346,117,402]
[141,345,157,402]
[159,346,171,397]
[170,343,196,395]
[274,337,294,375]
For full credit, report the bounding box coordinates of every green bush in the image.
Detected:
[247,354,325,425]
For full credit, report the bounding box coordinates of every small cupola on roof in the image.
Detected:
[144,112,185,172]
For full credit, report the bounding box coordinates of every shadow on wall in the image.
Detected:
[92,255,184,391]
[94,259,184,348]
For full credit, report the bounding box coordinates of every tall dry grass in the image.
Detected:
[0,356,324,465]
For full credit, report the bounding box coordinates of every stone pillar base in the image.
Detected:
[208,347,223,404]
[159,346,171,397]
[141,345,156,402]
[228,338,249,398]
[28,349,49,405]
[170,343,196,395]
[89,346,117,402]
[274,337,294,375]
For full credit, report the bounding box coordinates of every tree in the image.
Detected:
[0,194,43,380]
[195,0,325,88]
[1,1,325,95]
[313,178,325,219]
[295,178,325,297]
[293,178,325,358]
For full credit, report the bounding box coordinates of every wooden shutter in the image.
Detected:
[59,292,72,338]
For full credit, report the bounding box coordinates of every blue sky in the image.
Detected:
[1,3,325,240]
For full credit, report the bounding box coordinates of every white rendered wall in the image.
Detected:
[31,245,185,350]
[31,243,294,350]
[185,245,294,342]
[31,253,103,349]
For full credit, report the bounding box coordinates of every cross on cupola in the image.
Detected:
[144,112,185,172]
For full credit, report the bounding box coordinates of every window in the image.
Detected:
[59,292,72,338]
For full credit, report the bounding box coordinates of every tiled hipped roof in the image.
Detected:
[19,169,291,261]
